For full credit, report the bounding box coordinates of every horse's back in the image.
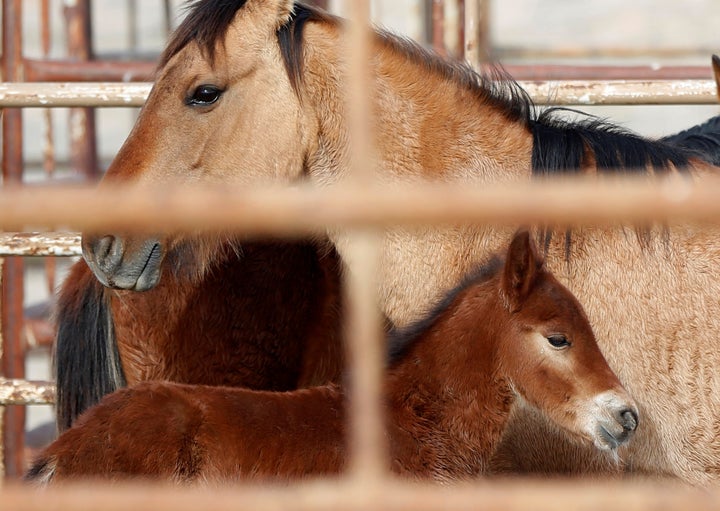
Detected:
[662,115,720,166]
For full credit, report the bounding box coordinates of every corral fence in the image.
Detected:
[1,0,720,508]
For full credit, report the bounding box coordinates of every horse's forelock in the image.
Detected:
[159,0,250,68]
[158,2,335,97]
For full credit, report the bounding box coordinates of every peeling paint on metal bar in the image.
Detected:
[0,378,55,405]
[0,232,81,257]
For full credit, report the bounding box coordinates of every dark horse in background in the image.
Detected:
[53,0,720,485]
[54,238,344,432]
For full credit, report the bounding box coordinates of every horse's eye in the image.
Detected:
[547,334,570,348]
[186,85,223,106]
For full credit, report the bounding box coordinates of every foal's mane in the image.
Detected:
[386,256,504,367]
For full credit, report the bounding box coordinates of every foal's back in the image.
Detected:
[29,381,346,483]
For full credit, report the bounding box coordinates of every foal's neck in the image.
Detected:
[384,276,514,479]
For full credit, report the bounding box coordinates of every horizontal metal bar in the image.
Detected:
[497,64,713,81]
[21,60,718,82]
[523,79,718,105]
[0,378,55,405]
[0,82,151,107]
[0,79,716,107]
[24,58,156,82]
[0,232,81,256]
[0,478,715,511]
[0,177,715,235]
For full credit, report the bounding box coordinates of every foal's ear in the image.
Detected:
[713,55,720,102]
[502,230,543,311]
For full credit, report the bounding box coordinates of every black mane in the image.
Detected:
[531,108,693,178]
[386,256,503,367]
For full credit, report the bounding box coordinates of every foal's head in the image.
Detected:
[497,231,638,451]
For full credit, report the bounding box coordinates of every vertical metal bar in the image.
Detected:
[41,0,57,295]
[431,0,446,56]
[0,256,4,481]
[63,0,99,179]
[128,0,138,54]
[345,0,385,482]
[162,0,172,36]
[457,0,465,59]
[1,0,26,480]
[463,0,490,67]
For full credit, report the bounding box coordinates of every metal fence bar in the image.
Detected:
[345,0,386,482]
[1,0,27,480]
[0,233,81,257]
[0,79,715,107]
[0,177,714,232]
[0,478,711,511]
[0,378,55,405]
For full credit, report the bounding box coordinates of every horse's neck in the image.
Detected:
[384,281,515,478]
[302,25,533,326]
[303,25,533,186]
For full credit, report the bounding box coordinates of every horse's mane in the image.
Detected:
[164,0,703,259]
[386,256,503,367]
[164,1,696,177]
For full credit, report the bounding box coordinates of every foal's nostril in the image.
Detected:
[620,408,639,432]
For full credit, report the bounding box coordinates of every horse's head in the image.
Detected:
[83,0,317,289]
[497,231,638,451]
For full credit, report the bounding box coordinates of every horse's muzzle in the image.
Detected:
[82,234,164,291]
[595,404,639,450]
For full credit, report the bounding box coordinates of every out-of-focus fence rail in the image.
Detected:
[0,478,714,511]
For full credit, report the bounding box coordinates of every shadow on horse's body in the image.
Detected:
[63,0,720,484]
[54,237,344,432]
[30,232,638,484]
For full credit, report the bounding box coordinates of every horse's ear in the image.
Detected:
[501,229,543,311]
[713,55,720,102]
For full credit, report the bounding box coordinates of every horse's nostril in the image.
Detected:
[96,235,116,261]
[620,408,639,432]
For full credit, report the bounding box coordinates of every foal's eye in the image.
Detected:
[547,334,570,348]
[186,85,223,106]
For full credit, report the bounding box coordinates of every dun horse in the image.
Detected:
[54,238,344,432]
[30,231,638,483]
[74,0,720,484]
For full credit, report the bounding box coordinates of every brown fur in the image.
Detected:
[54,236,344,431]
[110,239,343,388]
[76,1,720,485]
[30,232,637,484]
